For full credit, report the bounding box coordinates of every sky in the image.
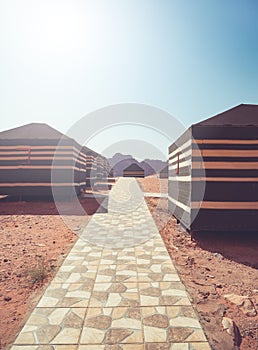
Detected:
[1,0,258,160]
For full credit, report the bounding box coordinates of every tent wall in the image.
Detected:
[191,125,258,231]
[96,156,110,180]
[0,139,86,199]
[168,129,192,229]
[85,154,97,187]
[123,164,145,178]
[0,124,110,199]
[123,171,144,178]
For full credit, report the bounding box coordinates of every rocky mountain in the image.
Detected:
[108,153,167,177]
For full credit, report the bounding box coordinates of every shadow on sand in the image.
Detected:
[194,231,258,269]
[0,195,108,216]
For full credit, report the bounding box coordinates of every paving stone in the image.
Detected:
[143,314,169,328]
[139,282,190,306]
[90,282,139,308]
[86,315,112,330]
[96,265,138,283]
[81,306,143,344]
[140,287,161,297]
[14,308,86,345]
[168,327,194,342]
[105,328,134,344]
[142,306,205,344]
[38,283,92,308]
[169,316,201,328]
[145,343,172,350]
[108,283,127,293]
[52,269,97,284]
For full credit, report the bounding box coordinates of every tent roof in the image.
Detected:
[82,146,98,156]
[194,104,258,127]
[124,163,144,171]
[0,123,71,140]
[0,123,105,158]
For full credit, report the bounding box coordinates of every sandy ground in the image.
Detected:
[137,174,168,193]
[145,195,258,350]
[0,196,105,350]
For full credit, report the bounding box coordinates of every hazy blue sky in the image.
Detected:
[1,0,258,159]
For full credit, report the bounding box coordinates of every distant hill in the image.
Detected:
[108,153,167,177]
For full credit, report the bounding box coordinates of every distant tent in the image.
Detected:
[123,163,145,178]
[0,123,87,199]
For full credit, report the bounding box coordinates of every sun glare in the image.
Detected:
[37,3,86,55]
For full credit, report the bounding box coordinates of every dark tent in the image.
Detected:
[0,123,87,199]
[123,163,145,178]
[168,104,258,232]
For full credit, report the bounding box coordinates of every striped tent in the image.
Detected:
[84,147,98,187]
[84,149,110,187]
[168,104,258,233]
[123,163,145,178]
[0,123,87,199]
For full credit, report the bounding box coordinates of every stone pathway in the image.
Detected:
[11,178,211,350]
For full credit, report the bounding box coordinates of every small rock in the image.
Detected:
[199,291,210,299]
[241,298,257,317]
[213,252,223,259]
[3,258,8,262]
[73,226,81,231]
[222,317,241,346]
[4,296,12,302]
[222,317,235,337]
[224,293,257,317]
[224,293,247,306]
